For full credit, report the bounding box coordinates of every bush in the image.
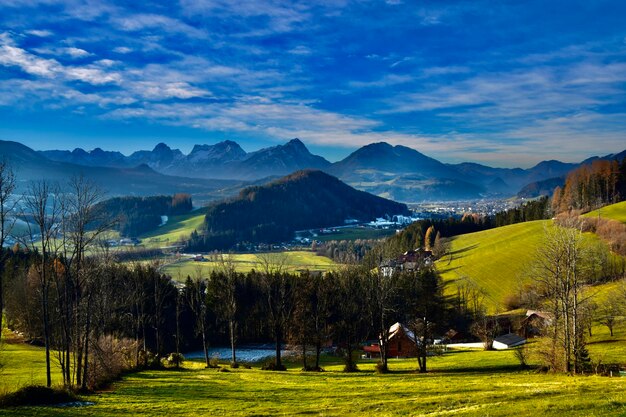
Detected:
[208,354,220,368]
[166,353,185,368]
[514,345,529,369]
[0,386,78,407]
[87,336,141,389]
[374,362,389,374]
[261,361,286,371]
[230,362,239,369]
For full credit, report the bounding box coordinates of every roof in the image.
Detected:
[525,310,552,320]
[388,322,416,343]
[493,333,526,348]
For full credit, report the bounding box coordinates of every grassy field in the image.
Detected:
[584,201,626,224]
[435,220,621,313]
[163,251,339,279]
[4,345,626,416]
[0,331,63,393]
[313,227,396,242]
[436,220,550,311]
[138,211,206,249]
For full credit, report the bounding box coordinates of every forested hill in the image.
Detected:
[96,194,193,237]
[188,170,409,250]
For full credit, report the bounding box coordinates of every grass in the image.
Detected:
[4,347,626,416]
[436,220,620,313]
[0,331,63,393]
[588,319,626,364]
[313,227,396,242]
[163,251,339,279]
[436,220,550,312]
[138,211,206,249]
[584,201,626,224]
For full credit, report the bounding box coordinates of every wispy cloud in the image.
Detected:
[0,1,625,166]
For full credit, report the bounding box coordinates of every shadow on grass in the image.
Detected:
[587,338,626,345]
[436,266,463,275]
[448,244,479,256]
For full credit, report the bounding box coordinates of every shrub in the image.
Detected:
[261,361,286,371]
[374,362,389,374]
[87,336,141,389]
[0,386,78,407]
[166,353,185,368]
[514,345,529,369]
[208,354,220,368]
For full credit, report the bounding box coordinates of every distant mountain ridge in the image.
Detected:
[40,138,330,180]
[0,140,243,204]
[30,138,626,202]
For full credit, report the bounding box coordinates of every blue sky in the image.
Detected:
[0,0,625,167]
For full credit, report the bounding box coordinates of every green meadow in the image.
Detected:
[436,219,622,313]
[436,220,550,311]
[2,341,626,417]
[584,201,626,224]
[138,211,206,249]
[163,250,339,279]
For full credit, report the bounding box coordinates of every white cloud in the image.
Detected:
[112,46,132,54]
[111,13,208,38]
[0,43,61,76]
[26,29,53,37]
[63,47,91,58]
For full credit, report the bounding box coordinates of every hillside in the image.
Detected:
[436,220,619,313]
[584,201,626,224]
[437,220,549,311]
[190,170,409,250]
[139,211,206,248]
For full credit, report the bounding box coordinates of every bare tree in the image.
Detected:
[598,298,622,337]
[21,180,63,387]
[189,265,211,367]
[217,254,240,367]
[0,160,17,343]
[530,219,594,373]
[370,269,397,372]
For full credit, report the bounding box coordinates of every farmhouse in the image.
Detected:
[380,248,433,277]
[363,322,418,358]
[520,310,552,338]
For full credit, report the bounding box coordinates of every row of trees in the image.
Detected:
[552,158,626,213]
[4,245,455,386]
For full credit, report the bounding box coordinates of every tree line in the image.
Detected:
[552,158,626,213]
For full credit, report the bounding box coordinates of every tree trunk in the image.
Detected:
[202,327,209,367]
[42,284,52,388]
[315,339,321,370]
[275,327,282,368]
[229,320,237,365]
[81,295,92,390]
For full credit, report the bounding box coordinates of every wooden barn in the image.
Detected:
[363,322,419,358]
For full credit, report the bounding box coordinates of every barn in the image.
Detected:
[363,322,419,358]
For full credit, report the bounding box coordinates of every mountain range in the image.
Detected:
[0,140,243,204]
[9,138,626,202]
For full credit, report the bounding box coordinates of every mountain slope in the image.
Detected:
[237,138,331,179]
[189,170,408,250]
[327,142,482,201]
